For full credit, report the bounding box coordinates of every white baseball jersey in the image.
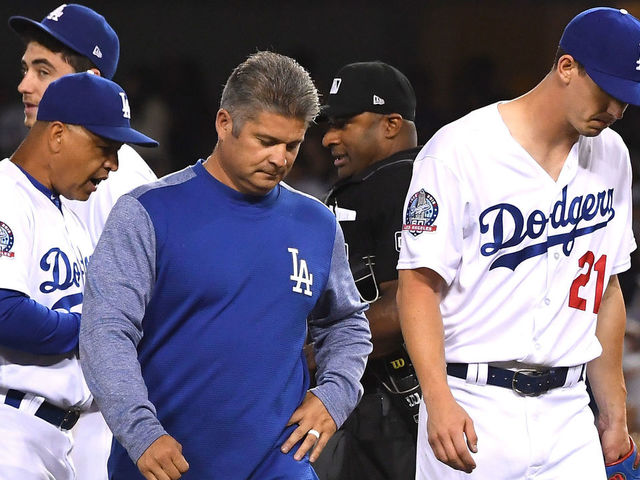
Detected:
[65,144,157,247]
[0,159,93,408]
[399,103,635,367]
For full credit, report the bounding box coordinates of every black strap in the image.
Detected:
[446,363,575,396]
[5,389,80,430]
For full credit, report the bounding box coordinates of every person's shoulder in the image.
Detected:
[280,183,336,222]
[0,160,25,197]
[580,127,630,166]
[127,163,198,201]
[593,127,627,150]
[424,103,499,152]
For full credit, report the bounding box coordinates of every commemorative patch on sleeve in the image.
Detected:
[403,189,439,236]
[0,221,15,258]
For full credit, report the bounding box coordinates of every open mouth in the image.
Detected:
[90,177,106,187]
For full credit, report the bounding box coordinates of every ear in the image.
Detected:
[87,68,101,77]
[556,54,577,86]
[383,114,403,139]
[47,121,65,153]
[215,108,233,140]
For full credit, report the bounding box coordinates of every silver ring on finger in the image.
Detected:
[307,429,320,439]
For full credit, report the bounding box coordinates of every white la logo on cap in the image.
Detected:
[119,92,131,119]
[373,95,385,105]
[47,4,67,22]
[330,78,342,94]
[93,46,103,59]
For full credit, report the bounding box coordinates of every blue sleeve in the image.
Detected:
[308,223,372,428]
[79,194,167,464]
[0,288,80,355]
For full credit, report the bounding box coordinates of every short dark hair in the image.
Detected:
[20,24,96,73]
[220,51,320,135]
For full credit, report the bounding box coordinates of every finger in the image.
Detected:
[157,458,182,480]
[143,467,171,480]
[173,454,190,474]
[281,424,309,453]
[293,431,319,461]
[464,418,478,454]
[142,472,159,480]
[309,431,330,462]
[285,407,304,427]
[440,435,466,471]
[452,430,476,473]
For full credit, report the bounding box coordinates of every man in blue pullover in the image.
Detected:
[79,51,373,480]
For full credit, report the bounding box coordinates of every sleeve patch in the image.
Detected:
[0,221,15,258]
[403,189,439,236]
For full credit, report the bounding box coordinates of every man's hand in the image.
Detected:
[599,421,631,463]
[137,434,189,480]
[280,391,337,462]
[426,395,478,474]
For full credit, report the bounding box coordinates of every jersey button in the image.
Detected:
[544,298,550,305]
[554,252,560,260]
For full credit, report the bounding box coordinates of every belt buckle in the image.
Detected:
[60,408,80,430]
[511,369,544,397]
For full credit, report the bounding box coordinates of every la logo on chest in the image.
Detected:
[288,247,313,296]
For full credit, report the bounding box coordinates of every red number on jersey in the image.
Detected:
[568,251,607,314]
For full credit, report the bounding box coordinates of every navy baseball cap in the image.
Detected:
[37,73,158,147]
[560,7,640,106]
[321,61,416,120]
[9,4,119,80]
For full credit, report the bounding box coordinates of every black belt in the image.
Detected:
[4,389,80,430]
[446,363,583,397]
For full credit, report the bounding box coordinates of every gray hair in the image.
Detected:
[220,51,320,135]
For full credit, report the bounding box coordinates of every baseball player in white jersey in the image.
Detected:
[8,5,158,478]
[9,3,158,247]
[0,73,157,479]
[397,8,640,479]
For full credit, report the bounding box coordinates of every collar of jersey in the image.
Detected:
[333,145,422,188]
[194,159,280,210]
[14,163,62,211]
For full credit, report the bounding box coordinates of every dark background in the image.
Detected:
[4,1,639,179]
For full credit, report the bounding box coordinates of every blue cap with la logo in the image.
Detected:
[560,7,640,106]
[37,73,158,147]
[9,4,120,80]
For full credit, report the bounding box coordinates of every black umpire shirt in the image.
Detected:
[325,146,422,305]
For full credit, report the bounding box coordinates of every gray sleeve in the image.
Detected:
[79,194,166,463]
[308,223,372,428]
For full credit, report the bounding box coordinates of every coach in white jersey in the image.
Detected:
[0,73,156,479]
[9,3,158,247]
[398,7,640,480]
[8,5,158,478]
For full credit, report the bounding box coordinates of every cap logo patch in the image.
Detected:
[47,4,67,22]
[636,44,640,70]
[93,46,103,59]
[373,95,385,105]
[0,221,15,258]
[403,189,439,236]
[330,78,342,95]
[119,92,131,119]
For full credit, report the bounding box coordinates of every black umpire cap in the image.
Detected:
[321,61,416,121]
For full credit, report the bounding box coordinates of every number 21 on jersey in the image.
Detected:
[569,251,607,314]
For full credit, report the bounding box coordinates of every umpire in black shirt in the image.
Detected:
[312,61,422,480]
